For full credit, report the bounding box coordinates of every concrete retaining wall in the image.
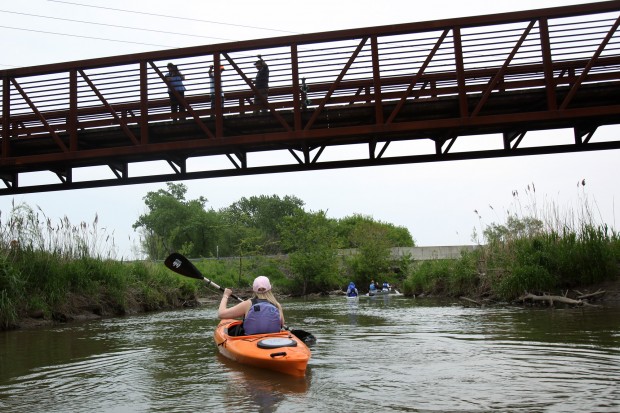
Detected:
[339,245,480,260]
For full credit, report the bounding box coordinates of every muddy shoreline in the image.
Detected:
[9,279,620,331]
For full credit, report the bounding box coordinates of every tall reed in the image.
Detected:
[404,183,620,301]
[0,202,200,330]
[0,201,118,260]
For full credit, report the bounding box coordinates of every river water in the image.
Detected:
[1,296,619,412]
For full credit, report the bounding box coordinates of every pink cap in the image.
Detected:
[253,276,271,292]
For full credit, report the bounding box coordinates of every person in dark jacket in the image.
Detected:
[253,55,269,113]
[165,62,186,122]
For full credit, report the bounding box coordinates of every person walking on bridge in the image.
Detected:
[253,55,269,113]
[165,63,186,122]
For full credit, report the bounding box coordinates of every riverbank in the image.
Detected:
[0,253,204,332]
[513,277,620,307]
[4,239,620,331]
[11,276,620,331]
[13,291,204,330]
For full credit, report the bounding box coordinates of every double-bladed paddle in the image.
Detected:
[164,252,244,302]
[164,252,316,345]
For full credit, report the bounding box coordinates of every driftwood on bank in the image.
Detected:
[460,296,483,306]
[520,292,603,308]
[574,289,606,300]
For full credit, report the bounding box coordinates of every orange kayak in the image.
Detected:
[214,319,311,377]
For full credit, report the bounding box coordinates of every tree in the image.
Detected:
[345,220,393,288]
[221,195,305,255]
[132,183,220,259]
[483,215,544,244]
[280,210,340,295]
[336,214,414,248]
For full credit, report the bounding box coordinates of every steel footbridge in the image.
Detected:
[1,1,620,194]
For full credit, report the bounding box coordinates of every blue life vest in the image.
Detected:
[243,298,281,335]
[347,283,358,297]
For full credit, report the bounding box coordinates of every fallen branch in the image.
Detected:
[520,292,601,308]
[575,289,606,300]
[460,296,482,306]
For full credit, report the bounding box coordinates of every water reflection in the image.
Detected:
[346,299,358,326]
[218,354,309,412]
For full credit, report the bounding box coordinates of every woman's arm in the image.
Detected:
[218,288,250,319]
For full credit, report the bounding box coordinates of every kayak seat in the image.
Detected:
[257,337,298,349]
[226,323,245,336]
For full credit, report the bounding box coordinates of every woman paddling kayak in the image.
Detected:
[215,276,311,376]
[218,275,284,336]
[163,252,312,376]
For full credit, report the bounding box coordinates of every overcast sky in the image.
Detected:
[1,0,617,259]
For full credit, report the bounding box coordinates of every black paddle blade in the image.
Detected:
[164,252,243,301]
[164,252,204,280]
[291,329,316,346]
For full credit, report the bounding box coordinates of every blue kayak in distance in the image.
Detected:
[363,289,402,297]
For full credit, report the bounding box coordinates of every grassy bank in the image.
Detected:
[0,251,306,331]
[0,248,202,330]
[0,201,308,330]
[0,204,206,330]
[403,186,620,302]
[403,227,620,301]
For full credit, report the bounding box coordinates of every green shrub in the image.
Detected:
[404,260,451,296]
[481,222,619,300]
[0,290,18,329]
[448,250,480,296]
[0,258,24,328]
[493,264,556,300]
[403,251,480,297]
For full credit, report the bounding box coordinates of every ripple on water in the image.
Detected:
[1,347,155,412]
